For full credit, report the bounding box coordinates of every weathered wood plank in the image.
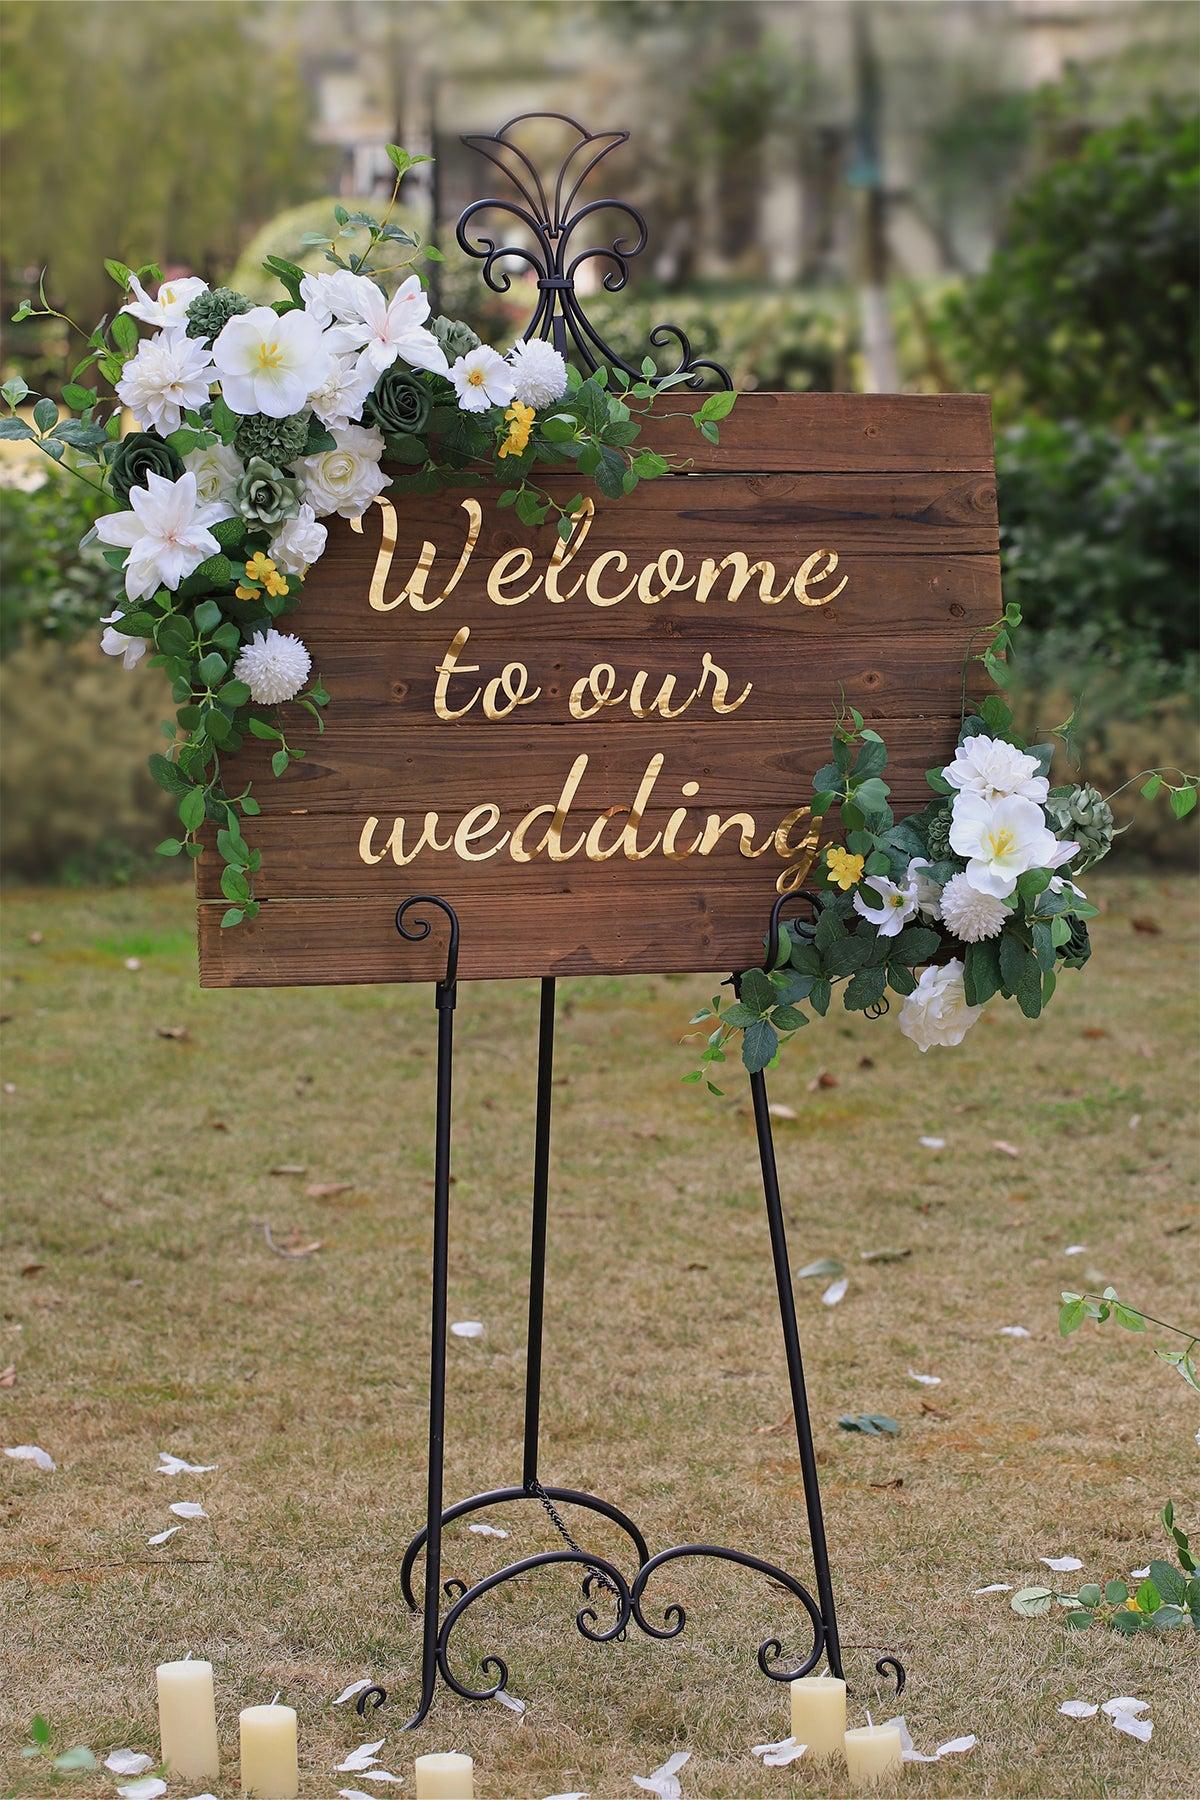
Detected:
[638,392,996,472]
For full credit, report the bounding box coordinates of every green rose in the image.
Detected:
[431,315,481,361]
[235,456,302,529]
[364,367,432,440]
[109,432,185,505]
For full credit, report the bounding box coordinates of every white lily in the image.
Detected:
[120,273,209,333]
[853,873,918,937]
[212,306,330,418]
[100,610,149,669]
[942,733,1050,804]
[94,469,230,602]
[330,274,449,379]
[949,792,1059,898]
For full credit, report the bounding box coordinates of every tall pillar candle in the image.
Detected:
[844,1720,904,1787]
[414,1751,474,1799]
[790,1674,847,1758]
[156,1658,220,1784]
[239,1703,298,1799]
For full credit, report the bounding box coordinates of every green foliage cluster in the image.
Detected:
[1059,1287,1199,1393]
[0,474,120,655]
[939,101,1199,428]
[1012,1503,1199,1637]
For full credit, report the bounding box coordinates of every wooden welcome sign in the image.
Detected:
[197,391,998,986]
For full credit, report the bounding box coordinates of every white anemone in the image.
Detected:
[450,345,516,413]
[853,873,919,937]
[948,792,1060,898]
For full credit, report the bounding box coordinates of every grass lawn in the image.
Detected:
[2,871,1197,1798]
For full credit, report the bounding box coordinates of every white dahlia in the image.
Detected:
[233,629,312,705]
[115,333,215,434]
[507,337,568,407]
[942,733,1049,805]
[937,871,1007,942]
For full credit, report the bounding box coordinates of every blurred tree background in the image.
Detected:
[1,0,1196,878]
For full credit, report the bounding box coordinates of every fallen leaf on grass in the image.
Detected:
[807,1070,838,1091]
[263,1224,323,1259]
[4,1443,55,1471]
[332,1680,374,1707]
[751,1735,807,1767]
[0,1364,16,1387]
[1039,1555,1082,1572]
[632,1751,690,1798]
[147,1526,182,1546]
[19,1261,44,1277]
[870,1477,904,1490]
[767,1102,797,1121]
[860,1246,911,1263]
[169,1501,206,1520]
[918,1135,945,1150]
[27,930,43,946]
[755,1409,795,1436]
[1058,1701,1098,1719]
[305,1181,352,1199]
[1130,916,1161,935]
[919,1400,950,1420]
[451,1321,484,1339]
[992,1139,1021,1158]
[155,1026,188,1041]
[821,1277,848,1306]
[838,1413,900,1437]
[797,1257,843,1280]
[270,1164,308,1177]
[105,1751,154,1776]
[157,1452,217,1475]
[1080,1026,1109,1039]
[907,1369,941,1386]
[858,1055,875,1069]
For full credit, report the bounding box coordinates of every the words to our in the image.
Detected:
[350,496,846,894]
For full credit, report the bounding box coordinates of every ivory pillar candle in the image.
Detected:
[790,1674,847,1758]
[844,1721,904,1787]
[414,1751,474,1799]
[239,1703,298,1799]
[156,1658,220,1784]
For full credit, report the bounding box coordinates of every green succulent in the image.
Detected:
[924,803,954,861]
[234,411,312,467]
[1047,784,1115,866]
[431,315,481,361]
[185,286,252,341]
[235,456,302,530]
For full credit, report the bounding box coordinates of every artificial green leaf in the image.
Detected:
[220,907,245,928]
[1105,1579,1129,1605]
[1010,1587,1054,1617]
[271,748,290,777]
[844,965,887,1011]
[248,717,282,741]
[742,1018,779,1074]
[963,939,1001,1006]
[739,968,777,1016]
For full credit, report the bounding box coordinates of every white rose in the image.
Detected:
[183,441,243,507]
[295,424,387,519]
[897,959,983,1052]
[269,503,328,576]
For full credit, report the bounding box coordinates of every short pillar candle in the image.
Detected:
[239,1703,298,1799]
[844,1720,904,1787]
[790,1674,847,1758]
[414,1751,474,1799]
[156,1658,220,1784]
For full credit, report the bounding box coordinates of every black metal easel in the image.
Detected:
[355,115,906,1728]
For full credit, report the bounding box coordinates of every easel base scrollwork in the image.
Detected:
[358,894,906,1729]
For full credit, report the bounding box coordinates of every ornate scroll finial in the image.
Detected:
[456,111,732,391]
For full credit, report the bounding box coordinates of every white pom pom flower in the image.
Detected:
[507,337,568,408]
[937,871,1008,942]
[233,629,312,705]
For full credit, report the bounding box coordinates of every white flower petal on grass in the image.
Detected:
[4,1443,56,1471]
[95,469,230,603]
[1102,1697,1150,1718]
[116,334,215,434]
[337,1739,385,1773]
[339,1791,379,1800]
[451,1321,484,1339]
[1058,1701,1099,1719]
[493,1688,526,1715]
[117,1780,167,1800]
[212,305,330,417]
[918,1135,946,1150]
[1130,1565,1151,1580]
[332,1679,375,1706]
[908,1369,942,1386]
[542,1793,588,1800]
[233,629,312,705]
[184,1793,221,1800]
[105,1751,155,1776]
[1000,1326,1031,1338]
[936,1736,977,1756]
[821,1277,848,1307]
[899,960,982,1052]
[884,1718,974,1763]
[169,1500,206,1519]
[451,345,516,413]
[468,1521,509,1538]
[157,1452,217,1475]
[508,338,568,407]
[147,1526,182,1546]
[1040,1555,1082,1573]
[1110,1713,1153,1744]
[632,1751,690,1799]
[751,1736,807,1767]
[354,1773,404,1784]
[1063,1245,1086,1256]
[973,1582,1012,1594]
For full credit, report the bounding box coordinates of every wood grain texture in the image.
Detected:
[197,391,998,987]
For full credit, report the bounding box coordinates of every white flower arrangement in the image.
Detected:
[3,142,733,929]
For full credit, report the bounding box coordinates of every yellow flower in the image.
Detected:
[234,583,258,601]
[498,399,535,459]
[825,846,865,891]
[244,552,276,585]
[264,569,288,598]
